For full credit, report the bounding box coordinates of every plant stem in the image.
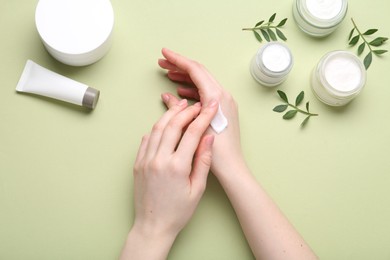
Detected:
[288,104,318,117]
[351,18,373,53]
[242,25,278,31]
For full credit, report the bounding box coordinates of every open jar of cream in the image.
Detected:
[311,51,366,106]
[292,0,348,37]
[250,42,293,87]
[35,0,114,66]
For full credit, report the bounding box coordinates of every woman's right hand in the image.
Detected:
[158,48,246,177]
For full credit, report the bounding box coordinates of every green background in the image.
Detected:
[1,0,389,259]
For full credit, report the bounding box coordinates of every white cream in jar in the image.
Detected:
[250,42,293,87]
[311,51,366,106]
[292,0,348,37]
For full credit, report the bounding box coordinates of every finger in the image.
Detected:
[156,103,202,156]
[176,100,219,164]
[161,48,221,98]
[167,71,194,85]
[144,99,188,160]
[177,86,200,100]
[158,59,182,72]
[190,135,214,197]
[161,93,181,109]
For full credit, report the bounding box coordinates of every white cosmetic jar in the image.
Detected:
[292,0,348,37]
[311,51,366,106]
[35,0,114,66]
[250,42,293,87]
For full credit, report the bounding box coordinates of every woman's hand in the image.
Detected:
[158,48,245,177]
[120,99,218,260]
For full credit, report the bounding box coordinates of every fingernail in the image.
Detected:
[194,102,201,107]
[178,99,187,106]
[206,135,215,147]
[208,100,218,108]
[161,93,170,102]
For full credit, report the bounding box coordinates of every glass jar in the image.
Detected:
[311,51,366,106]
[250,42,293,87]
[292,0,348,37]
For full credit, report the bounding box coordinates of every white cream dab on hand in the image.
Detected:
[210,105,228,134]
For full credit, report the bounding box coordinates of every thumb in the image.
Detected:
[190,135,214,196]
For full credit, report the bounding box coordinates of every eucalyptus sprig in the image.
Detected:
[273,90,318,127]
[348,18,388,70]
[242,13,288,43]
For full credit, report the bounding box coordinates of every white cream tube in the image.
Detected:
[16,60,100,109]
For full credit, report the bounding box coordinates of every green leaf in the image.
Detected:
[295,91,304,106]
[255,20,264,27]
[364,52,372,70]
[267,29,277,41]
[362,29,378,35]
[253,31,262,42]
[273,104,288,113]
[277,90,288,103]
[357,42,366,56]
[301,116,311,127]
[348,28,355,40]
[275,28,287,41]
[283,110,298,119]
[269,13,276,23]
[260,29,270,42]
[373,49,388,55]
[306,102,310,112]
[349,35,360,46]
[277,18,288,27]
[369,37,388,46]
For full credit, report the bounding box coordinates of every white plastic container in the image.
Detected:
[250,42,293,87]
[35,0,114,66]
[292,0,348,37]
[311,51,366,106]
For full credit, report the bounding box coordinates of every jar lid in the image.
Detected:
[35,0,114,66]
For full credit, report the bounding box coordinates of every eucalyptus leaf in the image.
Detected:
[267,29,277,41]
[260,29,270,42]
[255,20,264,27]
[363,29,378,35]
[364,52,372,70]
[295,91,304,106]
[269,13,276,23]
[369,37,388,46]
[301,116,311,127]
[276,28,287,41]
[277,90,288,103]
[358,42,366,56]
[349,35,360,46]
[253,31,263,42]
[277,18,287,27]
[348,28,355,40]
[273,104,288,113]
[373,49,388,55]
[306,102,310,112]
[283,110,298,120]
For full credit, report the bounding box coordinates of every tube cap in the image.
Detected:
[82,87,100,109]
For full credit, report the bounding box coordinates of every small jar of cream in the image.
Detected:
[292,0,348,37]
[250,42,293,87]
[311,51,366,106]
[35,0,114,66]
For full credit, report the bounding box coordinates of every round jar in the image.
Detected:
[311,51,366,106]
[35,0,114,66]
[250,42,293,87]
[292,0,348,37]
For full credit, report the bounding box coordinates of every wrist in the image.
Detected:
[120,222,178,260]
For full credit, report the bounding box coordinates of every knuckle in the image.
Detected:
[151,121,164,133]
